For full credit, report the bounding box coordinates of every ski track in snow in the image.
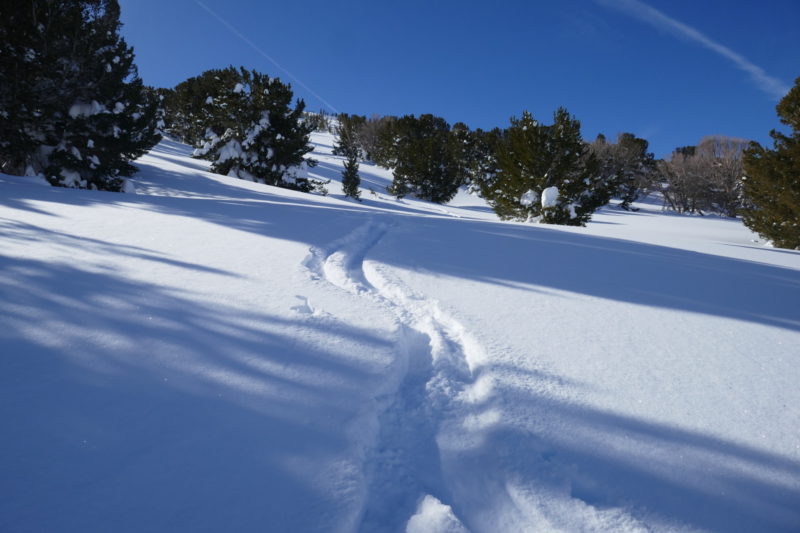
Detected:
[303,219,492,532]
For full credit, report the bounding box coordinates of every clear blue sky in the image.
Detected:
[118,0,799,157]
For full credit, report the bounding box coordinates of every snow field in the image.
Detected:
[1,131,799,532]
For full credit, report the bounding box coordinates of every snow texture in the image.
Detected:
[68,100,107,118]
[1,131,799,533]
[541,185,559,208]
[520,189,538,207]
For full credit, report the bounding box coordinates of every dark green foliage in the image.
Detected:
[341,154,361,200]
[179,67,316,191]
[385,114,461,204]
[479,108,608,225]
[335,113,363,200]
[468,127,504,193]
[448,122,489,189]
[359,115,397,166]
[303,109,333,132]
[591,132,656,210]
[333,114,366,159]
[742,77,800,249]
[0,0,160,191]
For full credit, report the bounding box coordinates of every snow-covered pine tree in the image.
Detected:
[467,127,504,194]
[449,122,478,188]
[479,108,608,225]
[187,67,317,191]
[0,0,160,191]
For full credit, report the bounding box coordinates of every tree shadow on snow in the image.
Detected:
[2,167,798,336]
[448,363,800,532]
[0,251,391,532]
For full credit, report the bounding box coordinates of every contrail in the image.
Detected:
[194,0,339,113]
[595,0,789,100]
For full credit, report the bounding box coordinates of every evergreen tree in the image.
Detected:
[360,115,397,167]
[333,113,365,159]
[591,132,656,210]
[469,127,504,194]
[184,67,317,191]
[386,114,461,204]
[334,113,363,200]
[341,154,361,200]
[449,122,475,186]
[742,76,800,249]
[479,108,608,225]
[0,0,160,191]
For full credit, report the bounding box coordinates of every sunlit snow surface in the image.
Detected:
[1,132,799,532]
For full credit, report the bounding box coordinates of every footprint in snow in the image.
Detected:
[291,295,315,315]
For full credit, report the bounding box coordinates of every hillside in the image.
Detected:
[1,131,799,532]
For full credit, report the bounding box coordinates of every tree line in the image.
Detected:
[1,1,797,248]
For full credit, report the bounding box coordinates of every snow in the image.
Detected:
[216,138,244,163]
[541,185,559,208]
[56,168,85,188]
[520,189,538,207]
[1,131,799,532]
[406,495,468,533]
[68,100,106,118]
[233,82,245,93]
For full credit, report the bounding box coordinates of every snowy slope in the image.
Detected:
[1,131,799,533]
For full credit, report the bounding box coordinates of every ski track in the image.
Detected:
[303,218,493,532]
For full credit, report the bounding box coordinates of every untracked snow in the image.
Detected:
[1,131,799,532]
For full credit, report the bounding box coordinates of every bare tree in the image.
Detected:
[695,136,749,217]
[658,137,749,216]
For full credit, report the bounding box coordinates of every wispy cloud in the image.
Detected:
[194,0,338,113]
[595,0,789,100]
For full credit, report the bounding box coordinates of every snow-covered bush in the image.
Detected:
[0,0,160,191]
[170,67,317,192]
[477,108,610,226]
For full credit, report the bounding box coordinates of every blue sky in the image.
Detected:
[119,0,799,157]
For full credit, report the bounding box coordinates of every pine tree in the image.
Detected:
[480,108,608,225]
[449,122,475,187]
[334,114,362,200]
[742,76,800,249]
[591,133,655,211]
[183,67,317,191]
[469,127,504,194]
[0,0,160,191]
[333,114,365,159]
[386,114,461,204]
[360,115,397,167]
[341,154,361,200]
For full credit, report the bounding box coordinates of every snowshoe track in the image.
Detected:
[303,219,493,531]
